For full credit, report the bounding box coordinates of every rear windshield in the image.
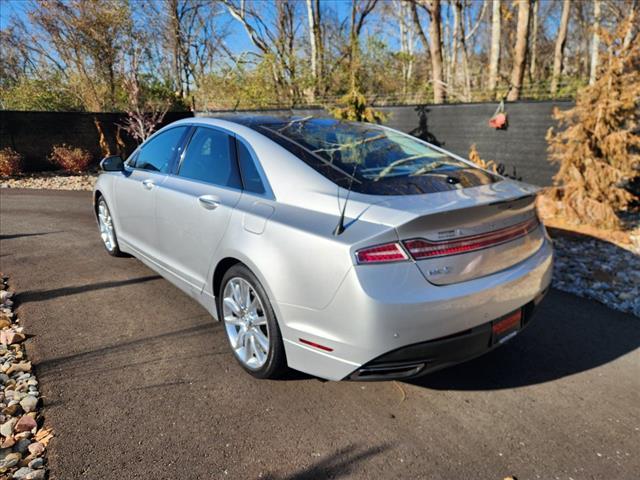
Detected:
[253,117,498,195]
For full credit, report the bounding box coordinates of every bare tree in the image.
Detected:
[223,0,302,105]
[390,0,415,98]
[152,0,227,102]
[26,0,131,111]
[0,21,37,87]
[414,0,445,103]
[589,0,602,85]
[453,0,474,102]
[551,0,571,96]
[529,0,538,81]
[119,51,169,144]
[488,0,501,95]
[306,0,323,101]
[347,0,378,91]
[410,0,431,89]
[507,0,531,101]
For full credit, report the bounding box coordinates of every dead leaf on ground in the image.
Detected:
[34,427,54,446]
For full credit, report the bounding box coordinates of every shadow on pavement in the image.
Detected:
[36,319,214,372]
[408,289,639,391]
[16,274,162,304]
[0,231,64,240]
[262,444,391,480]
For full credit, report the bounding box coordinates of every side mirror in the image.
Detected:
[100,155,124,172]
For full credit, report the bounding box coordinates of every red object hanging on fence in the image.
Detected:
[489,99,508,129]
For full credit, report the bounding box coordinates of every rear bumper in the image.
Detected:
[347,293,546,380]
[278,237,553,381]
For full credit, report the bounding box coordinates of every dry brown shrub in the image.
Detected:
[48,144,92,173]
[0,147,23,176]
[468,144,499,173]
[546,20,640,230]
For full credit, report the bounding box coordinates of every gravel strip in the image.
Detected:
[0,276,51,480]
[1,173,96,191]
[551,236,640,317]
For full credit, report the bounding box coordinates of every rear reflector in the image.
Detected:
[299,338,334,352]
[355,242,408,264]
[403,217,539,260]
[492,310,522,335]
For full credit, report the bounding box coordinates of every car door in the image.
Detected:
[155,126,243,291]
[115,126,189,259]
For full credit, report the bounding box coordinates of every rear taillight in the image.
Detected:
[355,242,408,264]
[403,217,539,260]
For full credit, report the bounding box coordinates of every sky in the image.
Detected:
[0,0,368,52]
[0,0,448,55]
[0,0,528,59]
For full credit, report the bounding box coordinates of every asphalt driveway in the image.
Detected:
[1,188,638,480]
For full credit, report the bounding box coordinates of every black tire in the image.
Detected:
[217,264,288,379]
[96,196,127,257]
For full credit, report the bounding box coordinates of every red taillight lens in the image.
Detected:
[355,242,408,264]
[403,217,539,260]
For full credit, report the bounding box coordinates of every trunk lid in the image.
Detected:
[358,181,545,285]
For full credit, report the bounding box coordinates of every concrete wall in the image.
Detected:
[2,101,572,185]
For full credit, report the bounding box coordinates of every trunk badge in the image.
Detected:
[427,266,452,276]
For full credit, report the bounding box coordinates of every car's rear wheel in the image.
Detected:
[97,197,125,257]
[219,264,287,379]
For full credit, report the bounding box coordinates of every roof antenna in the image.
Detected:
[333,162,358,236]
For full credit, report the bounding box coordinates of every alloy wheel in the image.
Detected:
[222,277,270,369]
[98,200,116,252]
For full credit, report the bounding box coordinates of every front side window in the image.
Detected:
[178,127,242,188]
[134,127,188,173]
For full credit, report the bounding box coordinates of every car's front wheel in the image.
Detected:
[218,264,287,379]
[97,197,125,257]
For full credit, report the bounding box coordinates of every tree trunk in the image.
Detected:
[398,0,408,96]
[589,0,601,85]
[306,0,317,99]
[168,0,183,99]
[306,0,322,100]
[427,0,445,103]
[507,0,530,101]
[488,0,501,95]
[550,0,570,96]
[529,0,538,81]
[455,0,471,101]
[349,0,359,91]
[445,0,458,89]
[314,0,324,94]
[410,0,431,92]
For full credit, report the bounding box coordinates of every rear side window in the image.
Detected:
[236,140,265,194]
[178,127,242,188]
[134,126,188,173]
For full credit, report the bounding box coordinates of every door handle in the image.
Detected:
[198,195,220,210]
[142,179,155,190]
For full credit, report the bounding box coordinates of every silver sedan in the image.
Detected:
[94,116,553,381]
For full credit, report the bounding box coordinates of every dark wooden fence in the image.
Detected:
[1,100,572,186]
